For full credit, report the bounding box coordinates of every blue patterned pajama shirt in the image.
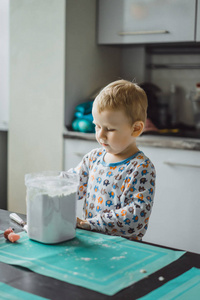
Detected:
[73,148,156,240]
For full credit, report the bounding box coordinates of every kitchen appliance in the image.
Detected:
[25,171,78,244]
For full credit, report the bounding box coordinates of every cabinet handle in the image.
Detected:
[118,30,169,36]
[163,161,200,168]
[74,152,85,157]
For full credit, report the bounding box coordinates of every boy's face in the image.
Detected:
[92,106,137,157]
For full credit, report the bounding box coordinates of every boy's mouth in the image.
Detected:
[99,140,108,147]
[100,140,109,147]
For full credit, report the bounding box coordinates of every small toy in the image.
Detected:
[4,227,14,239]
[7,232,20,243]
[4,227,20,243]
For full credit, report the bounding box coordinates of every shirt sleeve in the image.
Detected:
[86,162,156,240]
[60,149,98,200]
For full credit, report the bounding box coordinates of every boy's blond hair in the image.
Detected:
[93,79,148,124]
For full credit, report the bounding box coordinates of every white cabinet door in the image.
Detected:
[196,0,200,41]
[98,0,196,44]
[64,138,99,218]
[140,146,200,254]
[64,138,99,170]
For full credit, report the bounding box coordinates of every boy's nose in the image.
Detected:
[98,128,106,140]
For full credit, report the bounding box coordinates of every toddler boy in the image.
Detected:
[68,80,156,240]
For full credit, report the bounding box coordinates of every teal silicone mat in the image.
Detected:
[0,282,49,300]
[138,267,200,300]
[0,229,185,296]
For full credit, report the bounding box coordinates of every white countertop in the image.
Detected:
[63,129,200,151]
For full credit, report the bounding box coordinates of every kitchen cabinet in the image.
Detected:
[140,146,200,254]
[98,0,196,44]
[64,138,99,218]
[64,138,99,170]
[196,0,200,41]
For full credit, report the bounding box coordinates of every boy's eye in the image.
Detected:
[94,125,115,132]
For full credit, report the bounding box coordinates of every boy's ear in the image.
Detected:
[131,121,144,137]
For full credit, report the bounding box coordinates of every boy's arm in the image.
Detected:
[59,164,81,176]
[86,164,156,239]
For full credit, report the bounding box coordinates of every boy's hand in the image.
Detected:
[76,217,91,230]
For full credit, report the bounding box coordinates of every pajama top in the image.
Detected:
[74,148,156,240]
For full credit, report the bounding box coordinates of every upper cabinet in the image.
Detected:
[196,0,200,41]
[97,0,197,45]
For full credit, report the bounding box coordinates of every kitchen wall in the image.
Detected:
[0,0,9,130]
[65,0,121,127]
[121,46,147,84]
[8,0,66,214]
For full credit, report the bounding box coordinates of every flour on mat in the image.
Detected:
[110,256,125,260]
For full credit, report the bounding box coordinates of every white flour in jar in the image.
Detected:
[27,188,77,244]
